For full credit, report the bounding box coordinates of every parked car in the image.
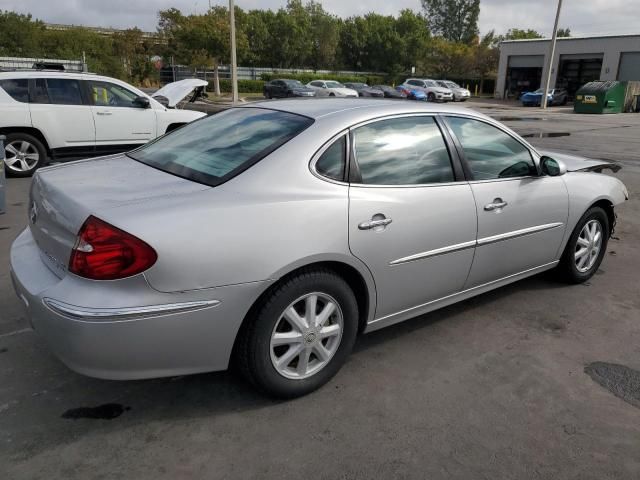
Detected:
[0,72,206,177]
[0,135,5,215]
[402,78,453,102]
[343,82,384,98]
[10,99,628,398]
[306,80,358,97]
[521,88,569,107]
[371,85,406,99]
[436,80,471,102]
[263,79,316,99]
[395,85,427,101]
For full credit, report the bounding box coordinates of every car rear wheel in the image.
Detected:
[557,206,609,283]
[3,133,47,177]
[236,268,358,398]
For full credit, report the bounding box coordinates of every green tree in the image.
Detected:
[502,28,544,40]
[557,27,571,37]
[394,9,430,72]
[420,0,480,44]
[418,37,472,78]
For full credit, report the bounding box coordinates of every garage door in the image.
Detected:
[618,52,640,81]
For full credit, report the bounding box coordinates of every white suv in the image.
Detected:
[402,78,453,103]
[0,71,206,176]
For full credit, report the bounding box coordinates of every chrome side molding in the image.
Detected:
[42,298,220,322]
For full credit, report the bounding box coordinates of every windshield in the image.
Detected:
[284,80,304,87]
[127,108,313,187]
[533,89,553,94]
[326,81,344,88]
[349,83,367,88]
[445,81,460,89]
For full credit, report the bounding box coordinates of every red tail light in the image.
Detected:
[69,216,157,280]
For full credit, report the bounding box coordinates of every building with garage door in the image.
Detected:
[496,34,640,99]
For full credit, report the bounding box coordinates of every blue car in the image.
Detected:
[396,85,427,101]
[521,88,568,107]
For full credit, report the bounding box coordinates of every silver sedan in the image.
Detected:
[10,99,628,397]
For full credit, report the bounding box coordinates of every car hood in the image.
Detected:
[433,87,452,94]
[539,150,622,173]
[153,79,209,107]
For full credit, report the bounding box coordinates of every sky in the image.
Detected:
[1,0,638,37]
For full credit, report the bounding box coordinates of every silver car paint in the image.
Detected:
[10,99,628,379]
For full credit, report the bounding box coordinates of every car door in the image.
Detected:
[310,81,328,97]
[275,80,287,97]
[443,115,569,288]
[87,80,157,152]
[348,115,477,321]
[28,77,95,153]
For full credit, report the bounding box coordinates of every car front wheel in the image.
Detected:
[236,268,358,398]
[427,92,435,102]
[557,206,609,283]
[3,133,47,177]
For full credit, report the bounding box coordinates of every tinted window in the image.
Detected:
[46,79,83,105]
[89,81,138,107]
[408,80,420,86]
[353,117,454,185]
[311,81,323,87]
[32,79,50,103]
[446,117,536,180]
[0,79,28,102]
[128,108,313,187]
[315,136,346,181]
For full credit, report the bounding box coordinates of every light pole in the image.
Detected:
[229,0,239,104]
[541,0,563,109]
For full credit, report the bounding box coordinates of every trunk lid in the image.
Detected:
[29,154,209,278]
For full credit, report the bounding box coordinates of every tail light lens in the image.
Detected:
[69,216,157,280]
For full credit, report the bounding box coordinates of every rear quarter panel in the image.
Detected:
[0,89,31,128]
[104,126,360,294]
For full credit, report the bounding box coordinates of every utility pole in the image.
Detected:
[229,0,239,104]
[541,0,563,109]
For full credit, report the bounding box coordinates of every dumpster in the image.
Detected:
[574,81,626,114]
[0,135,5,215]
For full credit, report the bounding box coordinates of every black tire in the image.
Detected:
[236,268,359,398]
[3,132,47,177]
[329,92,335,97]
[427,92,436,102]
[557,206,609,284]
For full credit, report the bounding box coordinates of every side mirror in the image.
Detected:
[540,156,567,176]
[133,96,151,109]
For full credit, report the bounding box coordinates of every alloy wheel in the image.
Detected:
[575,219,603,273]
[270,292,343,380]
[5,141,40,173]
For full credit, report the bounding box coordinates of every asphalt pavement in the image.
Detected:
[1,100,639,479]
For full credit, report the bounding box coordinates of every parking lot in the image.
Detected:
[1,100,639,479]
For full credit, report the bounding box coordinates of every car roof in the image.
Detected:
[241,98,487,121]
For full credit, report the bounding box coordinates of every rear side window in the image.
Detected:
[315,136,346,182]
[128,108,313,187]
[45,79,83,105]
[32,79,50,103]
[0,79,28,103]
[352,116,454,185]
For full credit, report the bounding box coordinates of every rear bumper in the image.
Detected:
[10,228,269,380]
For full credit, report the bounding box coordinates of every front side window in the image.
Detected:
[446,116,536,180]
[0,79,28,103]
[89,81,138,107]
[128,108,313,187]
[45,79,83,105]
[315,135,346,182]
[352,116,454,185]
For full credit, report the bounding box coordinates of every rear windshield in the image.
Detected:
[128,108,313,186]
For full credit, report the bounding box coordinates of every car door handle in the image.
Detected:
[484,199,508,211]
[358,218,392,230]
[96,111,113,116]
